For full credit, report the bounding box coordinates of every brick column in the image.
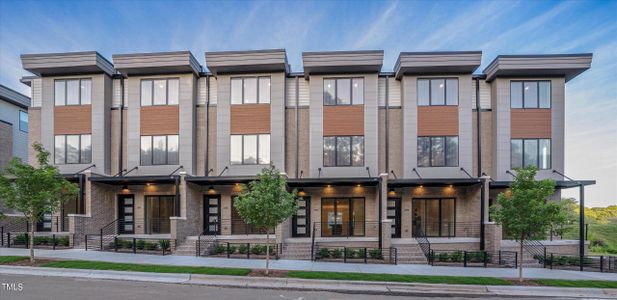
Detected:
[379,173,388,249]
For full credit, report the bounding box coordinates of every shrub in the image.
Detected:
[345,248,356,258]
[136,240,146,250]
[437,252,449,262]
[227,245,237,254]
[591,239,606,247]
[212,244,225,255]
[238,244,248,254]
[33,236,50,245]
[159,240,170,250]
[330,248,343,258]
[14,234,28,245]
[145,241,158,251]
[251,245,265,255]
[368,248,382,259]
[122,240,133,249]
[450,251,463,262]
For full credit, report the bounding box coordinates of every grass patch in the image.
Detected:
[41,260,251,276]
[0,256,29,264]
[533,279,617,289]
[287,270,512,286]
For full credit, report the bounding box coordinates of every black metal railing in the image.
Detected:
[4,232,75,249]
[429,250,489,267]
[412,222,481,238]
[313,245,398,264]
[313,221,379,237]
[522,239,546,264]
[413,227,431,261]
[204,242,281,259]
[310,223,316,261]
[545,253,617,273]
[86,218,171,252]
[493,250,518,268]
[111,236,176,255]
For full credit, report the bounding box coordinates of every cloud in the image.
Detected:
[352,1,400,49]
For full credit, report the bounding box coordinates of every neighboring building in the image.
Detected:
[0,84,30,169]
[12,49,593,262]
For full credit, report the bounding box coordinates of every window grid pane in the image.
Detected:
[152,136,167,165]
[324,79,336,105]
[231,78,243,104]
[523,139,538,167]
[66,80,80,105]
[243,135,257,164]
[258,134,270,164]
[19,111,28,132]
[140,136,152,166]
[323,137,335,167]
[445,79,458,105]
[351,136,364,166]
[243,78,257,104]
[336,79,351,105]
[539,139,551,169]
[511,139,523,169]
[66,135,80,164]
[167,135,179,165]
[352,78,364,105]
[336,136,351,166]
[539,81,551,108]
[153,80,167,105]
[417,137,430,167]
[258,77,271,104]
[417,80,430,106]
[80,79,91,105]
[230,135,242,165]
[511,82,523,108]
[523,81,538,108]
[141,80,153,106]
[80,134,91,164]
[430,136,445,166]
[167,79,179,105]
[430,79,445,105]
[445,136,458,167]
[55,81,66,106]
[55,135,65,164]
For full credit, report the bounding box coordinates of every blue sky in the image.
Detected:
[0,0,615,207]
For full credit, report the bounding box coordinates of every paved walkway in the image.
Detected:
[1,248,616,281]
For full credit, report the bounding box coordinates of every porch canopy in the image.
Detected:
[489,180,596,189]
[185,176,256,186]
[388,178,481,188]
[287,177,380,187]
[89,175,178,185]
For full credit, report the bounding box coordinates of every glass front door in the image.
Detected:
[412,198,455,237]
[320,198,365,237]
[203,195,221,235]
[145,196,174,234]
[36,214,52,232]
[387,198,401,238]
[292,196,311,237]
[117,194,134,234]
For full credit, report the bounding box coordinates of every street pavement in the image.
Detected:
[0,273,580,300]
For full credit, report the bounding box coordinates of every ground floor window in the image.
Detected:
[231,197,272,234]
[320,197,365,237]
[144,195,174,234]
[412,198,455,237]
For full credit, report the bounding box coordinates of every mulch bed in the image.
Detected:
[248,269,288,278]
[507,279,543,286]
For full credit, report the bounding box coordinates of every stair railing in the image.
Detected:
[414,227,431,262]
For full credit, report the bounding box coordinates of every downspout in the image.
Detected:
[119,76,125,175]
[205,75,210,176]
[174,175,180,216]
[378,176,382,249]
[295,76,299,178]
[78,174,85,214]
[385,76,390,174]
[476,77,485,251]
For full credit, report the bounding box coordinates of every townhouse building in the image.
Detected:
[7,49,594,262]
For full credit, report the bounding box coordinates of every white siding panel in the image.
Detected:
[378,77,386,106]
[112,79,122,108]
[197,77,206,105]
[298,78,309,106]
[31,78,42,107]
[389,77,401,107]
[209,76,217,105]
[471,79,492,109]
[286,77,296,107]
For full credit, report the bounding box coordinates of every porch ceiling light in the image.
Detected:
[207,186,215,193]
[298,188,306,196]
[121,185,129,191]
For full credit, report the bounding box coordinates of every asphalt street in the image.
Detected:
[0,274,565,300]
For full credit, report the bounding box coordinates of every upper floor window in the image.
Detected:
[54,134,91,164]
[54,79,91,106]
[231,77,270,104]
[230,134,270,165]
[141,78,179,106]
[511,138,551,169]
[140,135,179,165]
[324,78,364,105]
[417,136,458,167]
[19,111,28,133]
[323,136,364,167]
[418,78,458,106]
[511,81,551,108]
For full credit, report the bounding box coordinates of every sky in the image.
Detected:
[0,0,615,207]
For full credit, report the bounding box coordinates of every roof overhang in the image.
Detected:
[21,51,115,77]
[185,176,257,186]
[302,50,384,78]
[113,51,201,76]
[483,54,592,82]
[89,175,177,185]
[489,180,596,190]
[205,49,289,76]
[394,51,482,79]
[287,177,380,187]
[0,85,30,108]
[389,178,481,188]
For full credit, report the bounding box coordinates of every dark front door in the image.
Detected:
[36,214,52,232]
[292,196,311,237]
[203,195,221,235]
[117,194,135,234]
[387,198,401,238]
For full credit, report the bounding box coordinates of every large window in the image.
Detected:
[230,134,270,165]
[417,136,458,167]
[412,198,455,237]
[141,78,179,106]
[323,136,364,167]
[510,81,551,108]
[54,79,91,106]
[19,111,28,133]
[417,78,458,106]
[323,78,364,105]
[321,198,365,237]
[511,138,551,169]
[231,77,270,104]
[140,135,179,165]
[54,134,91,164]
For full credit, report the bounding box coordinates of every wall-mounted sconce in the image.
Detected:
[298,188,306,196]
[207,186,215,193]
[388,188,396,196]
[121,185,129,192]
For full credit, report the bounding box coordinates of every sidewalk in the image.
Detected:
[1,247,616,282]
[1,265,616,299]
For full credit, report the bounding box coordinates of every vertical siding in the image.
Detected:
[298,78,309,106]
[208,76,217,105]
[112,78,122,108]
[285,77,296,107]
[31,78,42,107]
[197,77,207,105]
[471,79,491,109]
[378,77,401,107]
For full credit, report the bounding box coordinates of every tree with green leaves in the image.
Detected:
[490,166,568,282]
[0,143,79,262]
[233,167,298,275]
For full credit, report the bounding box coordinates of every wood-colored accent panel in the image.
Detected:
[231,104,271,134]
[323,105,364,136]
[511,109,551,138]
[54,105,92,134]
[140,106,179,135]
[417,106,458,136]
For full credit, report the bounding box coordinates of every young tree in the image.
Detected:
[0,143,79,262]
[490,166,568,282]
[233,167,298,275]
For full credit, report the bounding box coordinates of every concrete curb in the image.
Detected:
[1,265,616,298]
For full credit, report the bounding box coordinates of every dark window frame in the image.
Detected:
[140,78,180,106]
[510,80,552,109]
[417,78,459,106]
[323,77,365,106]
[140,134,179,166]
[412,197,457,238]
[54,78,92,106]
[230,76,271,104]
[417,136,459,167]
[54,134,92,165]
[229,134,271,165]
[510,138,552,170]
[320,197,366,237]
[19,110,28,133]
[323,135,365,167]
